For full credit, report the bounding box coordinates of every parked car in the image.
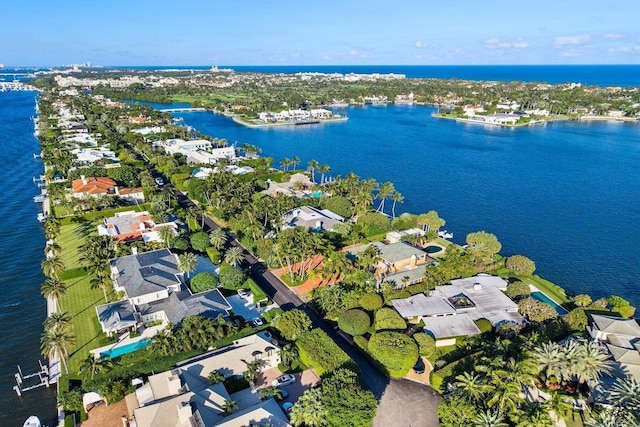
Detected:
[237,289,250,299]
[413,358,425,375]
[282,401,294,414]
[252,318,264,327]
[272,374,296,388]
[154,177,164,186]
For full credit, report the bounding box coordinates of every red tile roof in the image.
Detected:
[72,177,116,195]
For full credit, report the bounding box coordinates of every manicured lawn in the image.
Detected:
[57,223,88,271]
[516,274,569,304]
[60,274,110,373]
[564,409,589,427]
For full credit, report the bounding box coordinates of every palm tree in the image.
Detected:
[533,342,564,386]
[185,207,199,230]
[41,255,65,279]
[307,159,319,183]
[455,372,491,404]
[290,388,327,427]
[80,355,112,380]
[292,156,300,170]
[90,271,111,303]
[208,369,225,384]
[45,241,62,257]
[41,278,67,310]
[41,327,76,374]
[224,246,244,267]
[572,341,614,384]
[244,360,262,384]
[280,344,299,368]
[318,164,330,184]
[178,252,198,281]
[209,228,227,250]
[157,225,175,248]
[608,377,640,413]
[391,191,404,219]
[43,217,61,240]
[280,158,292,171]
[375,182,395,214]
[472,410,509,427]
[222,399,238,415]
[259,386,283,400]
[43,311,73,332]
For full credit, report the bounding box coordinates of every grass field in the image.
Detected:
[56,222,110,372]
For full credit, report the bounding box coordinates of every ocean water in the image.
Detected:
[119,64,640,87]
[165,104,640,308]
[0,91,57,426]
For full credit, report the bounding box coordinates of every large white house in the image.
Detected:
[163,138,236,165]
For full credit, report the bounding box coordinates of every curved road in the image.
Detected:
[131,144,440,426]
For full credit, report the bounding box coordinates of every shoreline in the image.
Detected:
[231,114,348,128]
[432,113,570,128]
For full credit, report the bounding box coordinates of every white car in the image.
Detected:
[237,289,250,299]
[252,318,264,327]
[272,374,296,388]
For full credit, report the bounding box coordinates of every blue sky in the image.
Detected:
[2,0,639,66]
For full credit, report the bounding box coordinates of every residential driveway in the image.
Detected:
[256,368,321,403]
[373,379,441,427]
[404,357,433,386]
[227,294,262,321]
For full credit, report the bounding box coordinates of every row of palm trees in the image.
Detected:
[149,315,240,355]
[443,337,614,426]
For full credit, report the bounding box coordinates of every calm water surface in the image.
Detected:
[0,91,57,426]
[170,105,640,306]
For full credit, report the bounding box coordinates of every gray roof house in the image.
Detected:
[588,315,640,405]
[97,249,231,333]
[391,275,524,346]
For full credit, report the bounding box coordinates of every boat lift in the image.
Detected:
[13,361,51,396]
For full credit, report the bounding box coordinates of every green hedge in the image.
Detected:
[59,203,151,225]
[368,331,418,378]
[171,173,191,191]
[338,309,371,336]
[413,332,436,357]
[374,308,407,331]
[296,329,358,376]
[360,293,383,311]
[245,278,267,303]
[190,272,218,293]
[206,247,221,264]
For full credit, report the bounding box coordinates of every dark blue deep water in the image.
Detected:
[0,91,57,426]
[168,105,640,307]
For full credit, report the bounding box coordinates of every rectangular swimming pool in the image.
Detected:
[531,291,567,315]
[100,338,152,359]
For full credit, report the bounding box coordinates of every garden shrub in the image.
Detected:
[413,332,436,357]
[368,331,418,378]
[296,329,357,376]
[190,231,210,252]
[563,308,588,331]
[475,318,493,333]
[615,305,636,319]
[172,237,189,251]
[504,281,531,301]
[360,293,383,311]
[353,335,369,352]
[383,290,411,305]
[190,272,218,293]
[320,196,354,218]
[338,309,371,336]
[206,247,221,264]
[374,308,407,331]
[218,264,247,290]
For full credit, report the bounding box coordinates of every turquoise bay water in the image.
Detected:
[169,105,640,308]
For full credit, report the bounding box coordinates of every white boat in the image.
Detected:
[437,230,454,239]
[23,415,41,427]
[37,213,47,222]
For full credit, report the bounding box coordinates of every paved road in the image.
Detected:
[130,143,440,425]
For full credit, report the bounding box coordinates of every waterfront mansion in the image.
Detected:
[96,249,230,335]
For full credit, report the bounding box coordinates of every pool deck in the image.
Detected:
[89,324,164,359]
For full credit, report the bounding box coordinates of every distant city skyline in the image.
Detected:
[3,0,640,67]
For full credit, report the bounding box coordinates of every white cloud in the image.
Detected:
[350,49,360,56]
[554,35,590,47]
[484,37,529,49]
[603,33,624,40]
[561,50,582,57]
[415,41,440,49]
[608,47,630,53]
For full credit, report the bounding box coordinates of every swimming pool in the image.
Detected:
[100,338,152,359]
[531,291,567,315]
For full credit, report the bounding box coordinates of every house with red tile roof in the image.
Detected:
[71,175,116,197]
